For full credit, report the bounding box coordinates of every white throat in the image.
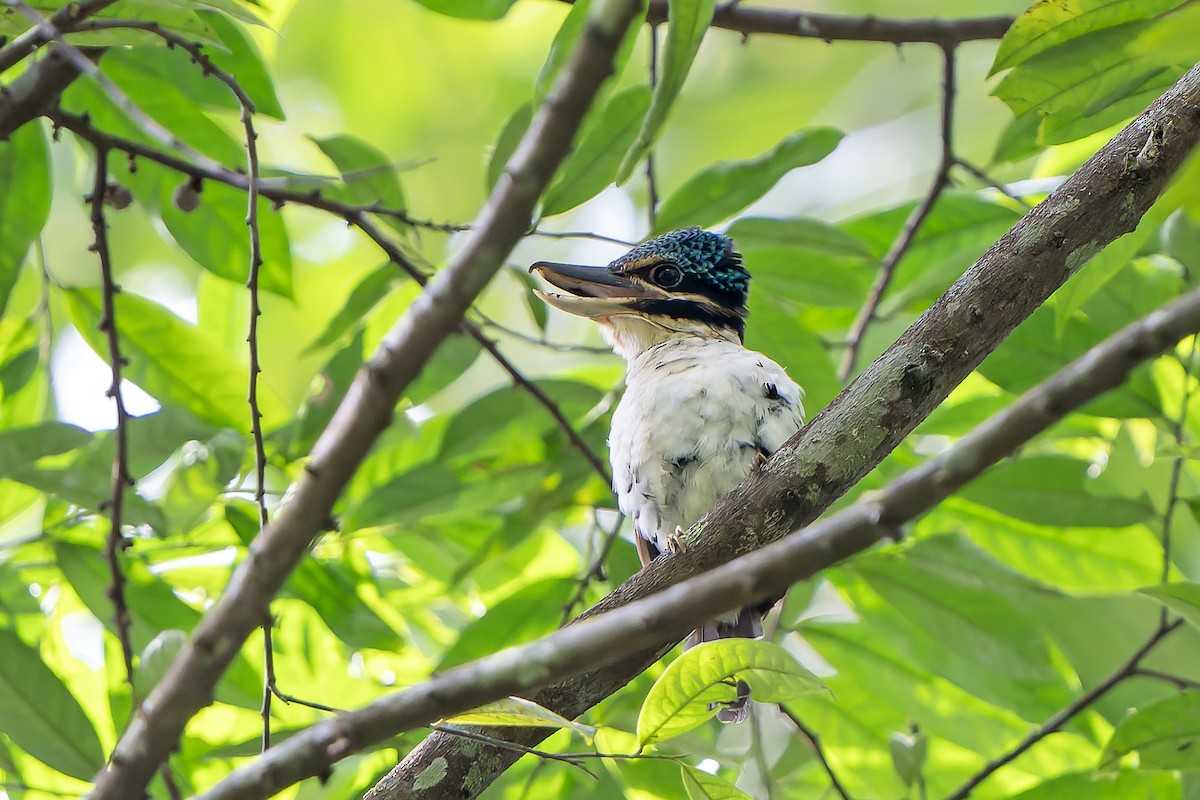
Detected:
[597,314,741,361]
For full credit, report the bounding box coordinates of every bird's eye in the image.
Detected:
[650,263,683,289]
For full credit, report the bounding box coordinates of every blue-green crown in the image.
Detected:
[610,227,749,306]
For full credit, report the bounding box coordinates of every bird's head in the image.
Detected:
[529,228,750,348]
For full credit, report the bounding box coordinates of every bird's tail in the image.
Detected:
[685,606,763,724]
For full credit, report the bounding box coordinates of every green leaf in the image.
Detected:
[0,627,106,781]
[64,289,283,430]
[1139,582,1200,628]
[1102,692,1200,769]
[990,0,1183,74]
[888,729,927,788]
[728,216,872,258]
[617,0,717,183]
[306,263,399,353]
[443,696,592,737]
[0,423,91,475]
[405,333,482,405]
[543,86,652,216]
[1006,770,1181,800]
[535,0,593,102]
[200,9,285,119]
[680,765,753,800]
[55,541,263,709]
[134,629,186,702]
[637,639,825,745]
[653,128,843,233]
[960,455,1152,528]
[488,103,532,192]
[992,23,1174,145]
[411,0,518,20]
[159,180,294,298]
[0,123,51,316]
[312,134,408,232]
[437,578,575,670]
[1130,3,1200,65]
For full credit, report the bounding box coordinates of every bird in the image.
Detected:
[530,227,805,722]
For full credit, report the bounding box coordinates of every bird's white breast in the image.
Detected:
[609,336,804,554]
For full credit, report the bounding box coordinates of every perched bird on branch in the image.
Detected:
[531,227,805,722]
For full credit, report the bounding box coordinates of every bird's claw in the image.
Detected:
[667,525,687,554]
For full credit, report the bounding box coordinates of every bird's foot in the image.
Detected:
[667,525,687,554]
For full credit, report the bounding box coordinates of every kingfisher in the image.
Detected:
[531,227,805,722]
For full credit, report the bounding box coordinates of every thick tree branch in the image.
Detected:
[200,247,1200,800]
[84,2,644,798]
[0,42,99,140]
[373,62,1200,800]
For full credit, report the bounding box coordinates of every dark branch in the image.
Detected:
[89,145,135,683]
[840,45,956,381]
[646,2,1013,46]
[776,705,852,800]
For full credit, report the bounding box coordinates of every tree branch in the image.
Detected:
[646,2,1013,46]
[84,1,645,798]
[0,42,100,140]
[199,239,1200,800]
[840,45,956,380]
[945,618,1186,800]
[365,61,1200,800]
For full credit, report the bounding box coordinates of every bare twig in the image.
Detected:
[1133,667,1200,690]
[645,3,1014,46]
[839,45,956,381]
[473,312,613,354]
[777,705,851,800]
[88,145,136,683]
[945,619,1185,800]
[0,0,113,71]
[561,511,625,624]
[1160,338,1198,598]
[953,157,1033,210]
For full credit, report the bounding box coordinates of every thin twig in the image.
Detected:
[561,511,624,624]
[777,705,851,800]
[945,619,1185,800]
[1161,337,1198,605]
[953,157,1032,210]
[1133,667,1200,690]
[473,312,614,354]
[839,45,956,381]
[644,2,1014,46]
[88,144,136,683]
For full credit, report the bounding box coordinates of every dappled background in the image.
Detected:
[4,0,1200,798]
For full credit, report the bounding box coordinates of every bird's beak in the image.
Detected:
[529,260,651,318]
